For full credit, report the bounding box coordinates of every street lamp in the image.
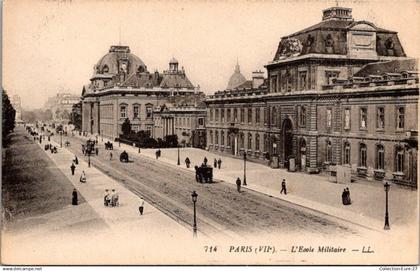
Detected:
[60,131,63,148]
[138,142,141,153]
[384,182,391,230]
[243,152,247,186]
[177,146,180,165]
[191,191,198,236]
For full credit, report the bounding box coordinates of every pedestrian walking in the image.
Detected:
[345,187,351,205]
[104,189,110,206]
[72,189,78,205]
[70,163,76,176]
[217,158,222,169]
[280,179,287,195]
[213,158,217,168]
[139,201,145,215]
[95,147,99,156]
[80,171,86,183]
[203,157,208,166]
[111,189,119,207]
[74,155,79,165]
[185,157,191,168]
[236,177,241,192]
[109,152,113,161]
[155,150,159,159]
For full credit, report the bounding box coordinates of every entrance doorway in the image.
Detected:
[299,138,307,171]
[282,118,293,163]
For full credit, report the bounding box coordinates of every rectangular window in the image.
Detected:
[221,109,225,122]
[133,105,139,118]
[376,107,385,129]
[344,143,351,165]
[120,105,127,119]
[209,131,213,144]
[360,107,367,129]
[227,109,231,122]
[376,145,385,170]
[326,108,332,128]
[344,108,350,130]
[146,106,153,118]
[209,109,213,121]
[248,108,252,124]
[271,75,278,93]
[255,108,260,124]
[240,108,244,123]
[299,71,307,90]
[264,108,268,125]
[359,144,367,167]
[300,106,306,126]
[215,109,219,121]
[234,108,238,122]
[397,107,405,129]
[198,117,204,126]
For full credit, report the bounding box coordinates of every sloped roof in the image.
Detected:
[160,73,195,89]
[120,72,162,88]
[354,59,418,77]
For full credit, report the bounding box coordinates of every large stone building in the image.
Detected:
[206,6,418,187]
[81,45,202,140]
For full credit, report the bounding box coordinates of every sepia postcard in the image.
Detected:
[1,0,419,266]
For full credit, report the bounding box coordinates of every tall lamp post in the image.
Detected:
[243,152,247,186]
[177,146,180,165]
[138,141,141,153]
[191,191,198,236]
[384,182,391,230]
[60,131,63,148]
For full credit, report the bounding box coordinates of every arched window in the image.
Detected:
[215,131,219,145]
[326,140,332,163]
[248,133,252,150]
[376,144,385,170]
[239,133,244,148]
[343,141,351,165]
[395,145,405,172]
[209,130,213,144]
[221,131,225,146]
[256,134,260,151]
[271,107,277,125]
[359,143,367,167]
[264,134,269,152]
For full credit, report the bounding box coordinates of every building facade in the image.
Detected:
[206,6,418,187]
[81,45,202,140]
[44,92,80,121]
[11,95,23,124]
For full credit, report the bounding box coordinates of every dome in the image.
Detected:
[94,45,147,76]
[169,57,178,64]
[227,62,247,89]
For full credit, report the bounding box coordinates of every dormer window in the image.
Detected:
[102,65,109,73]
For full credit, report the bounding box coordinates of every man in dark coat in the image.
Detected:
[214,158,217,168]
[342,189,347,205]
[72,189,78,205]
[280,179,287,195]
[236,177,241,192]
[203,157,208,166]
[185,157,191,168]
[217,158,222,169]
[74,156,79,165]
[139,201,144,215]
[70,163,76,175]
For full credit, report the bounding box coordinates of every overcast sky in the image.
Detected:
[3,0,420,110]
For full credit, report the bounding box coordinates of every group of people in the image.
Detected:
[213,158,222,169]
[104,189,119,207]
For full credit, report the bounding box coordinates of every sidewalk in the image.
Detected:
[98,137,418,231]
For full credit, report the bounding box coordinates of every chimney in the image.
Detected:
[252,70,264,88]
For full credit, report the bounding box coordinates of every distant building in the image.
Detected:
[81,45,203,140]
[227,61,247,89]
[206,6,418,187]
[44,92,80,121]
[11,95,23,124]
[153,95,206,148]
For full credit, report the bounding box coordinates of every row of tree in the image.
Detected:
[2,90,16,141]
[120,118,178,148]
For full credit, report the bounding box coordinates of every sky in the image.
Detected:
[3,0,420,110]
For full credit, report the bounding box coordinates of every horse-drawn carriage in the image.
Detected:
[83,139,96,155]
[120,151,129,162]
[105,141,113,150]
[195,165,213,183]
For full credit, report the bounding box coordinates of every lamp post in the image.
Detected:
[243,152,247,186]
[177,146,180,165]
[88,152,91,168]
[60,131,63,148]
[138,142,141,153]
[384,182,391,230]
[191,191,198,236]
